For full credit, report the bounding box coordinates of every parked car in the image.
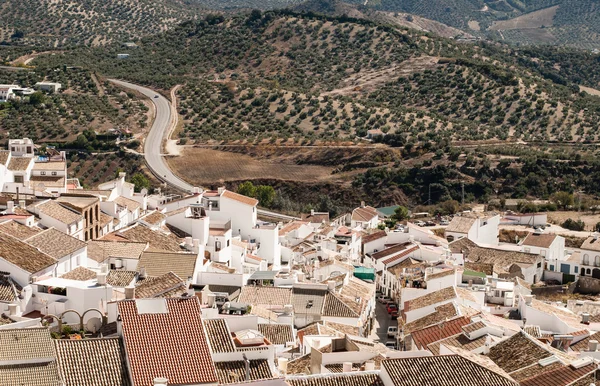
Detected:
[440,219,449,226]
[425,220,436,226]
[415,221,426,227]
[390,311,399,320]
[381,297,393,305]
[387,326,398,338]
[385,340,397,350]
[386,304,398,313]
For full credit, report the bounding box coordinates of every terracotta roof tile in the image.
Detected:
[362,230,387,244]
[522,233,559,249]
[87,240,148,263]
[32,161,66,171]
[446,216,477,234]
[410,316,471,349]
[222,190,258,206]
[487,331,556,373]
[140,211,166,226]
[60,267,97,281]
[0,274,19,302]
[427,332,488,355]
[351,206,378,222]
[323,292,360,318]
[7,157,32,171]
[238,286,292,307]
[32,200,83,224]
[520,363,596,386]
[404,287,458,312]
[214,360,273,384]
[117,297,217,386]
[138,251,198,280]
[370,242,414,261]
[402,303,459,334]
[134,272,184,298]
[287,373,384,386]
[54,337,130,386]
[258,323,294,345]
[292,287,326,315]
[0,231,57,273]
[114,196,141,212]
[26,228,86,259]
[0,150,9,166]
[581,236,600,252]
[280,221,309,235]
[107,270,138,287]
[0,220,41,239]
[203,319,236,354]
[109,224,183,252]
[381,355,518,386]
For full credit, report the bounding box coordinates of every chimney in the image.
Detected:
[100,264,109,274]
[582,312,591,324]
[8,304,19,316]
[297,272,305,282]
[278,358,289,375]
[360,201,365,208]
[589,340,598,352]
[259,260,268,271]
[60,151,66,160]
[207,294,216,308]
[125,286,135,300]
[6,201,14,214]
[18,199,26,209]
[119,172,126,180]
[342,362,353,373]
[364,361,375,371]
[97,273,107,285]
[139,267,147,279]
[153,377,168,386]
[242,354,250,382]
[483,336,491,355]
[468,279,473,289]
[524,295,533,306]
[184,236,192,248]
[327,281,336,292]
[218,187,225,195]
[193,187,200,194]
[311,209,315,216]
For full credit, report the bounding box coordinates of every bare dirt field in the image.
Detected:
[489,6,558,30]
[580,86,600,96]
[548,211,600,231]
[166,148,339,185]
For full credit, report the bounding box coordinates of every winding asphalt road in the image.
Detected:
[109,79,298,221]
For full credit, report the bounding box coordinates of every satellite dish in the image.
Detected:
[86,317,102,333]
[140,188,148,196]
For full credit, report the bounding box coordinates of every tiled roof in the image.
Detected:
[204,285,241,298]
[0,231,57,274]
[56,196,98,211]
[87,240,148,263]
[32,161,66,171]
[0,327,62,386]
[60,267,97,281]
[7,157,32,171]
[449,237,479,254]
[521,232,559,249]
[214,360,273,384]
[26,228,86,259]
[54,337,130,386]
[287,373,384,386]
[222,190,258,206]
[404,287,458,312]
[140,211,165,226]
[258,323,294,345]
[427,332,488,355]
[487,331,556,373]
[117,297,217,386]
[109,224,183,252]
[446,216,477,234]
[324,320,360,336]
[107,270,137,287]
[381,355,518,386]
[362,230,387,244]
[568,331,600,352]
[462,320,487,335]
[402,303,459,334]
[352,206,378,222]
[520,362,596,386]
[466,246,540,272]
[138,251,198,280]
[134,272,184,298]
[238,286,292,307]
[0,220,41,239]
[411,316,471,349]
[323,292,360,318]
[286,354,312,375]
[203,318,235,354]
[370,242,413,260]
[33,200,83,224]
[0,150,9,165]
[382,245,420,266]
[302,212,330,224]
[280,221,309,235]
[427,268,456,281]
[581,236,600,252]
[509,361,565,382]
[292,287,327,315]
[114,196,141,212]
[99,212,113,227]
[29,176,66,188]
[0,275,19,302]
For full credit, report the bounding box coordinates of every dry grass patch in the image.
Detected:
[489,6,558,30]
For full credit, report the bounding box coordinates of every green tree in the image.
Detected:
[561,218,585,231]
[130,173,150,192]
[550,191,574,210]
[256,185,276,207]
[595,222,600,232]
[391,206,409,222]
[237,181,256,197]
[29,92,45,106]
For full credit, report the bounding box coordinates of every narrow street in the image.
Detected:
[369,301,393,344]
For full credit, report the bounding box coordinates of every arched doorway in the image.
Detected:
[592,268,600,279]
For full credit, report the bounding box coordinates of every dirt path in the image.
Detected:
[10,50,61,66]
[90,73,105,96]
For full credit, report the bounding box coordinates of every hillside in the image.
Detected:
[0,0,204,46]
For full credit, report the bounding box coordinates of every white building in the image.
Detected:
[34,82,62,93]
[445,214,500,245]
[0,85,19,102]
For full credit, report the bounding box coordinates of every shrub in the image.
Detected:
[561,218,585,231]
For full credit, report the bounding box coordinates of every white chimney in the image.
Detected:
[589,340,598,352]
[524,295,533,306]
[327,281,336,292]
[97,273,107,285]
[278,358,289,374]
[193,187,200,194]
[582,312,591,324]
[125,286,135,299]
[364,361,375,371]
[207,294,216,308]
[259,260,268,271]
[185,236,193,248]
[313,339,321,349]
[409,235,415,243]
[218,187,225,195]
[8,304,19,316]
[318,274,324,282]
[483,336,491,355]
[153,377,168,386]
[119,172,126,179]
[594,233,599,241]
[139,267,147,279]
[297,272,305,282]
[100,264,109,274]
[6,201,14,214]
[18,200,25,209]
[342,362,353,373]
[284,304,293,315]
[311,209,315,216]
[60,151,66,160]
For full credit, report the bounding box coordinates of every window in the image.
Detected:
[584,254,590,265]
[14,175,23,183]
[537,262,542,268]
[227,240,230,247]
[595,255,600,267]
[575,266,579,274]
[549,265,555,271]
[51,172,57,176]
[76,255,80,266]
[40,171,46,176]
